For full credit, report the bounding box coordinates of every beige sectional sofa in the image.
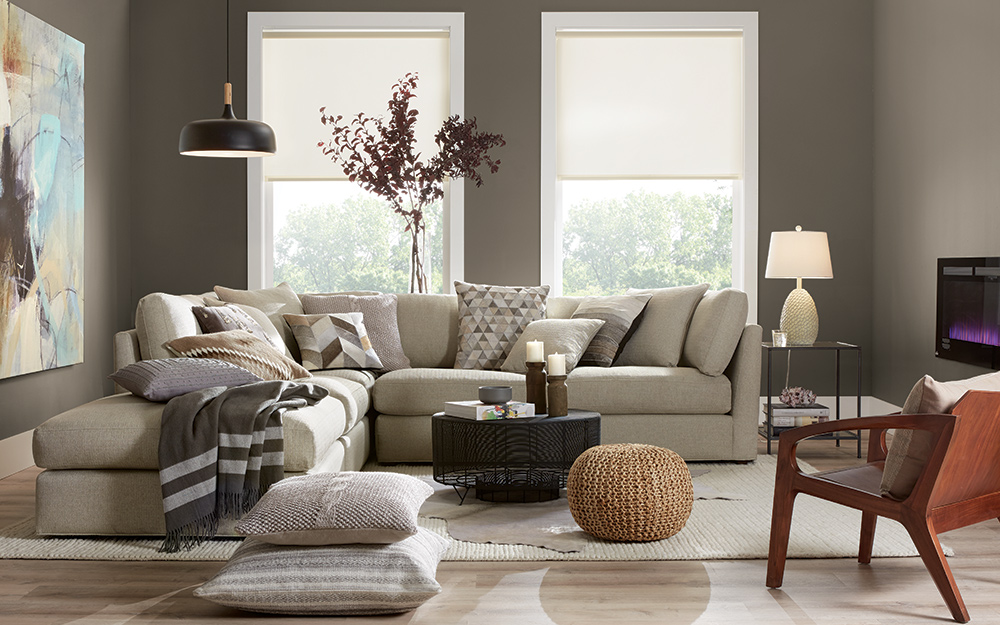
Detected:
[32,286,761,536]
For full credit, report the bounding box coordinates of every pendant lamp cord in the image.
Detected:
[226,0,230,84]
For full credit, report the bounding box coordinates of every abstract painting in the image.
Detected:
[0,4,84,379]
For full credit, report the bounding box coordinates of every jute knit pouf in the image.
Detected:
[566,443,694,542]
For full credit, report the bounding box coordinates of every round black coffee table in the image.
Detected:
[431,409,601,503]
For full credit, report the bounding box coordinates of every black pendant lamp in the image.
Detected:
[179,0,276,157]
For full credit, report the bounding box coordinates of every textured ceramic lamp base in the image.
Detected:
[779,288,819,345]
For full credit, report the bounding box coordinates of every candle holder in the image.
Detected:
[547,374,568,417]
[525,361,547,414]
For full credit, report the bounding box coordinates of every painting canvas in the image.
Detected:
[0,4,84,379]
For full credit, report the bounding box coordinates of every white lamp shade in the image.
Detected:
[765,229,833,279]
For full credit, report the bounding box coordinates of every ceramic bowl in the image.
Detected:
[478,385,512,404]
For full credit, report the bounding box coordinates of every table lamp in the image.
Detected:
[764,226,833,345]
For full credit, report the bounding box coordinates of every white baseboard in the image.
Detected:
[0,430,34,479]
[759,395,900,425]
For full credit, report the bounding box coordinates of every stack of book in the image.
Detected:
[765,402,830,429]
[443,400,535,420]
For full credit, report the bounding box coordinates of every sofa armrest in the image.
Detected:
[725,323,763,461]
[113,330,141,392]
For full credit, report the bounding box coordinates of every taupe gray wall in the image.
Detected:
[873,0,1000,405]
[0,1,131,441]
[130,0,875,397]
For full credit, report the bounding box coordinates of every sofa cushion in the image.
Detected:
[166,330,312,381]
[236,472,433,545]
[307,374,371,433]
[374,368,526,415]
[32,388,359,473]
[134,292,206,360]
[193,530,448,615]
[615,284,710,367]
[301,293,411,373]
[284,313,384,371]
[214,282,304,361]
[566,366,731,415]
[500,318,604,374]
[881,371,1000,500]
[395,293,459,368]
[571,294,652,367]
[312,368,376,392]
[453,281,549,370]
[547,296,584,320]
[204,297,293,359]
[682,289,748,376]
[109,358,261,402]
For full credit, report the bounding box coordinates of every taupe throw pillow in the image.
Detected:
[236,472,433,545]
[283,313,384,371]
[194,529,448,615]
[681,289,748,376]
[109,358,261,402]
[166,330,311,381]
[214,282,304,361]
[300,293,410,373]
[615,284,710,367]
[571,294,652,367]
[500,318,604,374]
[881,371,1000,500]
[192,304,278,348]
[454,281,549,370]
[202,297,293,358]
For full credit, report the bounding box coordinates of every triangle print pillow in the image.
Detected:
[284,313,383,370]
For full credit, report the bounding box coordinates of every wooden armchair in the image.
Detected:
[766,390,1000,623]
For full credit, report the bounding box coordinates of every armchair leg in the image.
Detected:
[766,487,797,588]
[858,511,877,565]
[905,518,970,623]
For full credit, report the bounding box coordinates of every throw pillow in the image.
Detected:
[193,529,448,615]
[134,292,207,361]
[454,281,550,370]
[881,370,1000,500]
[300,293,411,372]
[283,313,384,371]
[236,472,433,545]
[192,304,275,346]
[614,284,710,367]
[108,358,261,402]
[681,289,749,376]
[500,318,604,374]
[166,330,311,381]
[214,282,305,361]
[570,294,652,367]
[203,297,293,358]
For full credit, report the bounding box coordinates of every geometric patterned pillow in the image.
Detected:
[284,313,383,371]
[453,281,549,370]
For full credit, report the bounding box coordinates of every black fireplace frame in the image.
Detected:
[936,256,1000,369]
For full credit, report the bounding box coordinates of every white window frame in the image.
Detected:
[540,12,758,322]
[247,12,465,291]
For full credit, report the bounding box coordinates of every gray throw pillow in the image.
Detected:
[283,313,384,371]
[108,358,261,402]
[300,293,411,373]
[571,294,652,367]
[236,472,433,545]
[194,529,449,615]
[615,284,710,367]
[214,282,305,361]
[454,281,550,370]
[500,318,604,374]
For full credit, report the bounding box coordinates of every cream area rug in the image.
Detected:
[0,455,942,562]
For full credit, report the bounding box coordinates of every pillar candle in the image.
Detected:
[547,352,566,376]
[526,340,544,363]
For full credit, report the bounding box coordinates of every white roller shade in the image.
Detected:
[262,32,450,181]
[556,31,743,179]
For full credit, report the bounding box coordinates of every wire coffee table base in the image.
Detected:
[432,410,601,504]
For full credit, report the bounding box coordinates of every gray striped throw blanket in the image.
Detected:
[158,380,329,552]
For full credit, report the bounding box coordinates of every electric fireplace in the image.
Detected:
[937,257,1000,369]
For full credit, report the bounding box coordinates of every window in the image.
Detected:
[541,12,758,320]
[247,13,464,292]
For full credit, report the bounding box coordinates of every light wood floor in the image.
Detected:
[2,437,1000,625]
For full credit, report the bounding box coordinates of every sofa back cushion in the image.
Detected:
[547,296,584,320]
[615,284,710,367]
[880,370,1000,500]
[214,282,304,361]
[682,289,749,376]
[134,292,207,360]
[395,294,460,368]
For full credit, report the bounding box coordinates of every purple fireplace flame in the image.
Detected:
[949,323,1000,347]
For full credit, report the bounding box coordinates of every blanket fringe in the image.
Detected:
[159,487,267,553]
